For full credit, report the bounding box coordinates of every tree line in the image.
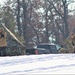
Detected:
[0,0,75,55]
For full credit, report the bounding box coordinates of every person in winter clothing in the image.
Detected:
[0,27,7,56]
[65,32,75,53]
[68,33,75,53]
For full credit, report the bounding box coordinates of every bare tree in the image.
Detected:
[16,0,22,35]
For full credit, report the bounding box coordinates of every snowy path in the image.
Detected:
[0,54,75,75]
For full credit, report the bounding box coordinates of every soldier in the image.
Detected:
[70,33,75,46]
[65,32,75,53]
[0,27,7,56]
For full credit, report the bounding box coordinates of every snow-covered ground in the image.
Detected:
[0,54,75,75]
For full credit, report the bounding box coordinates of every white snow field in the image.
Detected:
[0,54,75,75]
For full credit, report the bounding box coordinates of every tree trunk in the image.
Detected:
[16,0,22,35]
[45,0,49,43]
[22,0,28,48]
[63,0,69,38]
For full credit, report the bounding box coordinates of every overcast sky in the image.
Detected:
[0,0,6,4]
[0,0,75,10]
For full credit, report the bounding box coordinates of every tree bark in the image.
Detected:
[62,0,69,38]
[16,0,22,35]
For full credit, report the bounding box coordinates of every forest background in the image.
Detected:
[0,0,75,55]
